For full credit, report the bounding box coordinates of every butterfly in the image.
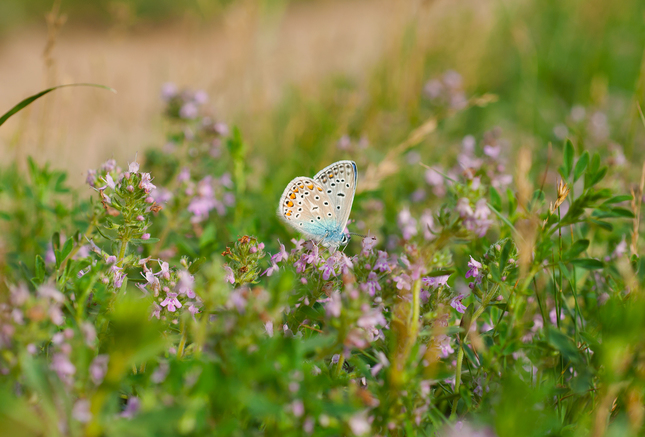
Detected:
[278,160,357,250]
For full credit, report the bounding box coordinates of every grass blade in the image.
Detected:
[0,83,116,127]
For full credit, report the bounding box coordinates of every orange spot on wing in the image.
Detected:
[287,200,294,207]
[307,183,314,189]
[317,187,323,191]
[289,193,296,199]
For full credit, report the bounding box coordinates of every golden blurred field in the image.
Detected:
[0,0,496,185]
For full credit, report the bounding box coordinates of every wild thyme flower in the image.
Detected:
[422,275,450,288]
[177,270,195,298]
[187,176,221,223]
[120,397,141,419]
[303,243,320,265]
[319,257,337,281]
[89,355,109,385]
[264,261,279,277]
[224,265,235,284]
[361,272,381,296]
[361,235,377,256]
[465,257,483,280]
[370,351,390,376]
[160,292,182,312]
[450,294,467,313]
[373,251,391,272]
[398,207,418,240]
[51,353,75,385]
[423,70,467,110]
[72,400,92,423]
[325,291,342,318]
[271,242,289,264]
[393,273,412,291]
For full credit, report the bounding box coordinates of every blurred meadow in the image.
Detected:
[2,0,645,435]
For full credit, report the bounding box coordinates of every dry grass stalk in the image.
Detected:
[515,146,533,210]
[542,179,570,228]
[43,0,67,87]
[630,162,645,258]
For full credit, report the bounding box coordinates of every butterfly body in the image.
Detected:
[278,160,357,249]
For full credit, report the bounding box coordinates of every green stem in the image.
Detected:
[117,237,128,264]
[334,354,345,378]
[177,320,188,359]
[450,285,497,417]
[450,345,465,418]
[407,278,422,352]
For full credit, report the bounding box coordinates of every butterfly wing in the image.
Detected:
[277,176,341,243]
[313,160,357,232]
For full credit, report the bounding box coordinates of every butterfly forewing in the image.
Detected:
[278,176,339,241]
[313,160,357,232]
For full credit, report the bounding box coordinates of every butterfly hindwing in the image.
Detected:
[278,176,339,242]
[313,160,357,232]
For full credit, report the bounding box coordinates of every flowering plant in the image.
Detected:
[1,48,645,436]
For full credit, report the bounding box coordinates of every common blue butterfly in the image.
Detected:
[278,160,357,249]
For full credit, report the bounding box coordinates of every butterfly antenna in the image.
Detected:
[349,232,366,238]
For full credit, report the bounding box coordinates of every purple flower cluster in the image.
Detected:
[398,208,437,241]
[140,260,201,320]
[181,172,235,223]
[457,132,513,190]
[423,70,467,110]
[456,198,493,237]
[161,83,209,120]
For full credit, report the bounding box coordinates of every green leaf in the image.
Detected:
[189,257,207,274]
[584,153,602,189]
[587,218,613,232]
[547,326,582,364]
[573,151,589,182]
[590,152,600,174]
[603,195,633,204]
[591,207,635,219]
[34,255,46,284]
[500,239,513,268]
[531,189,545,203]
[56,238,74,268]
[52,232,61,251]
[507,188,517,216]
[590,166,608,186]
[564,239,589,260]
[130,238,160,245]
[570,258,604,270]
[0,83,116,127]
[607,207,635,218]
[462,344,479,367]
[562,139,574,179]
[488,202,518,236]
[199,224,217,249]
[490,187,502,211]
